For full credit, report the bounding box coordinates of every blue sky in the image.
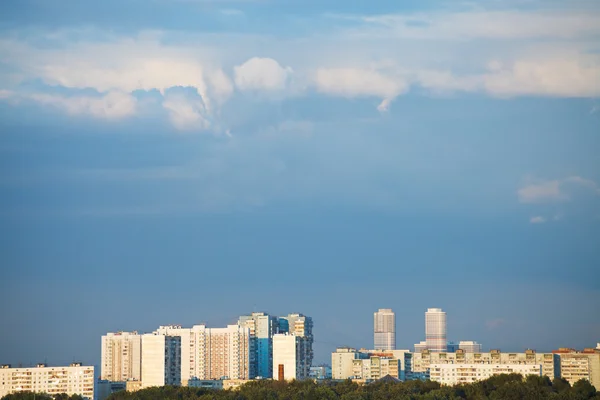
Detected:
[1,0,599,367]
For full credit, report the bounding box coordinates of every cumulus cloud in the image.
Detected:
[518,176,600,204]
[29,91,137,119]
[234,57,293,91]
[530,216,546,224]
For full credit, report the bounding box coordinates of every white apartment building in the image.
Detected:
[331,347,368,380]
[180,324,253,381]
[101,331,142,382]
[278,314,313,376]
[273,334,309,381]
[141,333,181,388]
[352,357,401,382]
[554,348,600,390]
[374,309,396,351]
[425,308,447,352]
[412,349,559,381]
[0,363,94,399]
[430,363,542,385]
[458,341,482,353]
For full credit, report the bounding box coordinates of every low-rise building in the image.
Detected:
[352,357,401,382]
[430,363,542,385]
[96,380,126,400]
[332,348,369,380]
[553,348,600,390]
[0,363,94,399]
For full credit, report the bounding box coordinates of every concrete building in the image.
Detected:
[332,347,369,380]
[273,334,310,381]
[430,363,542,385]
[309,366,332,380]
[100,331,142,382]
[458,341,483,353]
[96,380,126,400]
[0,363,94,399]
[352,357,401,382]
[414,341,427,353]
[141,333,181,388]
[239,312,279,378]
[374,309,395,351]
[278,314,313,374]
[425,308,447,352]
[180,324,253,381]
[553,348,600,390]
[412,349,559,381]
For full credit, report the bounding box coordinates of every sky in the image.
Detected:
[0,0,599,368]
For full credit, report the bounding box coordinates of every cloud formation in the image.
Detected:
[530,216,546,224]
[30,91,137,119]
[518,176,600,204]
[234,57,293,91]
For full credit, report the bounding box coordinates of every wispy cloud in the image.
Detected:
[518,176,600,204]
[530,216,546,224]
[485,318,506,330]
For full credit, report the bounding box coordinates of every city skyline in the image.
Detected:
[1,0,599,377]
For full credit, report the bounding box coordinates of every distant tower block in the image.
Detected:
[374,309,396,350]
[425,308,447,352]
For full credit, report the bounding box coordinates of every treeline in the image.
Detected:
[2,375,598,400]
[105,375,596,400]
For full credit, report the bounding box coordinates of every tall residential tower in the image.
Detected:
[374,309,396,351]
[425,308,447,352]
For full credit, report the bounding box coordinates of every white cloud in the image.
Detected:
[483,58,600,98]
[162,92,211,131]
[315,67,408,107]
[29,91,137,119]
[518,176,600,204]
[234,57,293,91]
[530,216,546,224]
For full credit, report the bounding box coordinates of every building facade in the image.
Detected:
[430,363,542,385]
[332,347,369,380]
[141,333,181,388]
[352,357,401,382]
[100,331,142,382]
[553,348,600,390]
[412,349,559,381]
[458,341,483,353]
[425,308,447,352]
[180,324,253,381]
[238,312,279,378]
[278,314,313,373]
[374,309,396,351]
[273,334,307,381]
[0,363,94,399]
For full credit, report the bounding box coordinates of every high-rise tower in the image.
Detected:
[425,308,447,352]
[374,308,396,350]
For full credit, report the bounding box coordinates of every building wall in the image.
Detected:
[412,350,558,380]
[101,332,142,382]
[273,334,298,381]
[278,314,313,378]
[425,308,447,352]
[141,334,181,388]
[556,350,600,390]
[458,341,482,353]
[180,325,252,381]
[430,363,542,385]
[0,364,94,399]
[239,312,278,378]
[332,348,365,380]
[352,357,401,381]
[374,309,396,351]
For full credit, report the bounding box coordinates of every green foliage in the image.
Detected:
[3,375,600,400]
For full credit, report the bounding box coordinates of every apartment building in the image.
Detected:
[553,348,600,390]
[0,363,94,399]
[239,312,278,378]
[141,333,181,388]
[430,363,542,385]
[374,309,396,351]
[331,347,369,380]
[352,357,401,382]
[412,349,559,380]
[100,331,142,382]
[180,324,253,381]
[273,333,310,381]
[278,314,314,375]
